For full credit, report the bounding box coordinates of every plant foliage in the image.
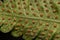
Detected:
[0,0,60,40]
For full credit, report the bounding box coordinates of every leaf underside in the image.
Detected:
[0,0,60,40]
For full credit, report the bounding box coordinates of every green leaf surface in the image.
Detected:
[0,0,60,40]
